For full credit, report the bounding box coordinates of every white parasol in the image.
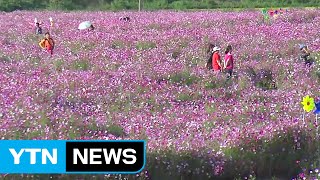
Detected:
[78,21,92,30]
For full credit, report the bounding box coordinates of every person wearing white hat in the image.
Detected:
[212,46,222,73]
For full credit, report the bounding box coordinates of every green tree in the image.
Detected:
[48,0,73,10]
[0,0,318,12]
[145,0,169,9]
[111,0,138,10]
[0,0,23,11]
[170,0,187,9]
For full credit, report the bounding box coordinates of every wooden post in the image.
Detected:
[139,0,141,11]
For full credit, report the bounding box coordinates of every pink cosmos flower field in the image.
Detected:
[0,9,320,179]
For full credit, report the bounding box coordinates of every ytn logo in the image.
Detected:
[9,148,57,165]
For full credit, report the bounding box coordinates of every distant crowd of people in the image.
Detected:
[32,15,315,72]
[268,8,287,17]
[205,42,314,78]
[34,19,54,56]
[206,44,234,78]
[33,16,131,56]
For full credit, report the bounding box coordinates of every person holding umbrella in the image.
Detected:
[89,25,94,31]
[78,21,94,31]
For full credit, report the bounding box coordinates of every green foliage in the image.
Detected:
[176,93,192,101]
[244,67,277,90]
[316,71,320,80]
[0,0,318,11]
[0,0,43,11]
[48,0,73,10]
[168,71,199,86]
[170,0,187,10]
[144,0,168,9]
[0,54,11,63]
[205,104,216,114]
[29,56,41,67]
[136,41,157,50]
[204,81,217,89]
[172,49,181,59]
[111,0,137,10]
[204,74,232,89]
[71,59,90,71]
[111,39,128,49]
[54,59,65,72]
[223,128,319,178]
[255,79,277,90]
[107,124,125,137]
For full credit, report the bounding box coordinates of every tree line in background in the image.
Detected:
[0,0,319,12]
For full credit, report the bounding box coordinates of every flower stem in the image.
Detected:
[316,114,318,137]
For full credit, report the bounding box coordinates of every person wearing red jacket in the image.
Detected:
[212,46,222,73]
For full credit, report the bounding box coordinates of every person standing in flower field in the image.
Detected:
[120,16,131,22]
[299,44,313,67]
[49,17,53,27]
[39,32,55,56]
[206,43,215,70]
[212,46,222,73]
[224,45,234,78]
[89,24,95,31]
[35,22,42,35]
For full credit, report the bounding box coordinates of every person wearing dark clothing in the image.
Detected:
[35,23,42,35]
[89,25,94,31]
[206,43,215,70]
[299,44,313,66]
[120,16,131,22]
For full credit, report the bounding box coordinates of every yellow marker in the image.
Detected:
[301,95,315,112]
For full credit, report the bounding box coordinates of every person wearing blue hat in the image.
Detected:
[299,44,313,67]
